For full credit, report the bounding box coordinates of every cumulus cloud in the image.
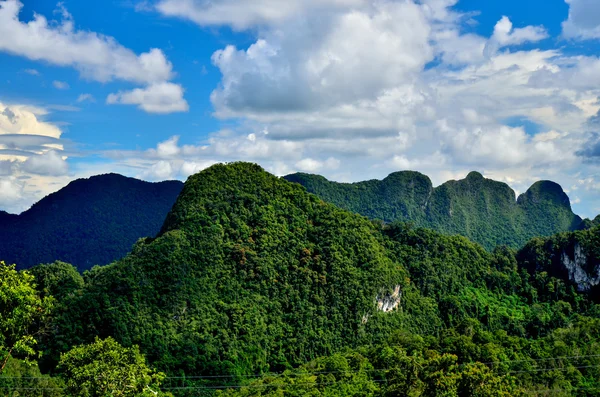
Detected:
[22,150,68,176]
[150,0,600,216]
[0,177,23,210]
[0,0,589,217]
[211,1,432,115]
[486,16,548,52]
[156,0,363,30]
[296,157,340,172]
[0,0,187,114]
[562,0,600,39]
[106,82,189,114]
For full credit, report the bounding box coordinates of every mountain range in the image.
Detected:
[0,169,594,271]
[25,162,600,396]
[284,170,586,250]
[0,174,183,271]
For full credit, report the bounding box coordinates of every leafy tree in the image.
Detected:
[0,357,64,397]
[0,262,53,373]
[57,336,169,397]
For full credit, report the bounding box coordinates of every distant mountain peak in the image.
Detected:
[0,173,183,270]
[284,169,582,250]
[518,180,571,208]
[465,171,484,180]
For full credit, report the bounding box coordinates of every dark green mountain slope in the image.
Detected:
[284,171,582,250]
[0,174,183,271]
[46,163,408,375]
[37,164,600,395]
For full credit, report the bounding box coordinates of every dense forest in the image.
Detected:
[284,171,586,250]
[0,174,183,271]
[1,163,600,396]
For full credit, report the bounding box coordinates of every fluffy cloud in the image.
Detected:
[0,177,23,210]
[147,0,600,217]
[562,0,600,39]
[0,103,72,212]
[0,0,187,114]
[211,1,432,115]
[296,157,340,173]
[106,82,189,114]
[0,103,64,161]
[156,0,363,30]
[22,151,68,176]
[489,16,548,47]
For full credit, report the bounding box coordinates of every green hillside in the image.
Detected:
[284,171,583,250]
[3,163,600,396]
[0,174,183,271]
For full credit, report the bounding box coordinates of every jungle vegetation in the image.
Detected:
[1,163,599,396]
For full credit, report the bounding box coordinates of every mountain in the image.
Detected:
[0,174,183,271]
[518,225,600,294]
[284,171,583,250]
[578,214,600,230]
[46,162,407,375]
[33,163,600,396]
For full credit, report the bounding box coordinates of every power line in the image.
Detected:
[4,354,600,381]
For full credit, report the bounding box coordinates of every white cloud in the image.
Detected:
[0,103,62,140]
[0,0,173,83]
[0,0,187,114]
[210,1,432,116]
[76,93,95,103]
[140,160,174,180]
[295,157,340,172]
[2,0,598,216]
[156,0,363,30]
[562,0,600,39]
[53,80,69,90]
[0,177,23,210]
[21,150,68,176]
[106,82,189,114]
[487,16,548,51]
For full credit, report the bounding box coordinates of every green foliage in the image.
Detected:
[517,226,600,295]
[57,336,169,397]
[284,171,583,250]
[217,347,522,397]
[49,163,407,376]
[0,262,53,373]
[0,357,64,397]
[29,261,84,300]
[13,163,600,396]
[0,174,182,271]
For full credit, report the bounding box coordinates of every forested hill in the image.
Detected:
[284,170,584,250]
[23,162,600,396]
[0,173,183,271]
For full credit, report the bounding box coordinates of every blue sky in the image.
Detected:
[0,0,600,219]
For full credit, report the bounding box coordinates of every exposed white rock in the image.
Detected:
[561,243,600,292]
[376,285,402,312]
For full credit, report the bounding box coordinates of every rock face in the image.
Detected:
[377,285,402,312]
[561,244,600,292]
[285,171,583,250]
[518,225,600,296]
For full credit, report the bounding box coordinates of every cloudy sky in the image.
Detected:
[1,0,600,217]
